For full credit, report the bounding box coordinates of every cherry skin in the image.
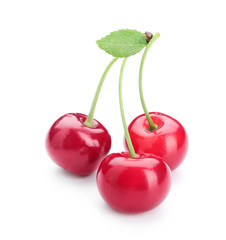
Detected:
[96,152,171,213]
[46,113,111,176]
[125,112,188,171]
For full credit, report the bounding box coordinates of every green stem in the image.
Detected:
[84,57,119,127]
[139,32,160,131]
[119,58,136,158]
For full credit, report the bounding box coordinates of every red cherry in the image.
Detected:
[125,112,188,170]
[46,113,111,176]
[96,152,171,213]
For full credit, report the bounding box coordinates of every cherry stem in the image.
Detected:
[84,57,119,127]
[119,58,137,158]
[139,32,160,131]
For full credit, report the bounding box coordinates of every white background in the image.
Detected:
[0,0,226,239]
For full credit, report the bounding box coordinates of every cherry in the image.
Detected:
[46,58,118,175]
[97,152,171,213]
[124,33,188,170]
[96,57,172,213]
[126,112,188,170]
[46,113,111,176]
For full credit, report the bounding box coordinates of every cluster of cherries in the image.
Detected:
[46,31,188,213]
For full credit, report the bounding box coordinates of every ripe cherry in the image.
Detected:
[46,113,111,176]
[97,152,171,213]
[46,58,118,175]
[126,112,188,170]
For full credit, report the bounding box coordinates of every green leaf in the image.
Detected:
[96,29,147,58]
